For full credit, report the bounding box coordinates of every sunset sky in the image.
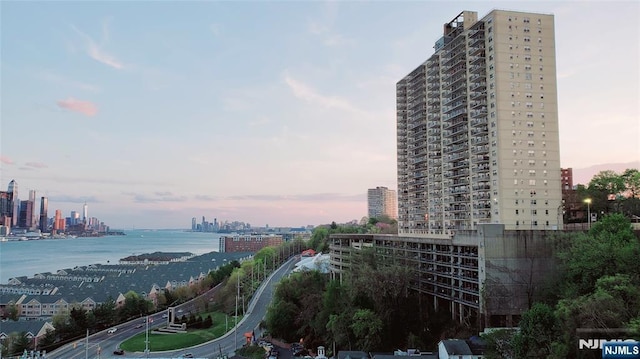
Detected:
[1,1,638,229]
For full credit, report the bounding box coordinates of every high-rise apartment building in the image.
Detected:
[397,10,562,235]
[367,186,398,220]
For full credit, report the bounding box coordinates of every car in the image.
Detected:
[107,327,117,334]
[162,313,169,319]
[182,353,194,358]
[113,348,124,355]
[135,323,144,328]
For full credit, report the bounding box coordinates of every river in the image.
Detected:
[0,229,223,283]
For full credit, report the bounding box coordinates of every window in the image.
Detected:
[529,179,536,185]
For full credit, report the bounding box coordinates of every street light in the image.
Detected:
[584,198,592,230]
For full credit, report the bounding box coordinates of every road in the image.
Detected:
[47,256,298,359]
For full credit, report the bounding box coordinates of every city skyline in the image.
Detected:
[1,1,638,229]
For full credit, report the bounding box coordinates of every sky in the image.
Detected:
[1,1,639,229]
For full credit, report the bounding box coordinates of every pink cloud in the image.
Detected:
[25,162,48,169]
[57,97,98,116]
[0,156,14,165]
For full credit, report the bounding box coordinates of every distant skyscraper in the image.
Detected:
[54,209,65,232]
[28,190,37,228]
[8,180,18,226]
[70,210,79,225]
[19,199,34,229]
[83,203,88,225]
[192,217,197,231]
[39,197,48,232]
[0,190,11,228]
[367,186,398,220]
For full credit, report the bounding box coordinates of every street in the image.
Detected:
[47,256,298,359]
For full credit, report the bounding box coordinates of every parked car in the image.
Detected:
[113,348,124,355]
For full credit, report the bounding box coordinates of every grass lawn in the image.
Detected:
[119,312,244,352]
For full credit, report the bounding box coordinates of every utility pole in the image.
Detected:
[145,316,150,358]
[234,273,239,351]
[85,329,88,359]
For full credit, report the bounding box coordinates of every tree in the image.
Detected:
[556,214,640,297]
[4,303,19,321]
[93,298,116,328]
[69,307,88,335]
[350,309,383,352]
[309,227,329,253]
[622,168,640,198]
[8,332,31,356]
[589,170,626,196]
[512,303,559,358]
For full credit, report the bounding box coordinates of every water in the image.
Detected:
[0,230,224,283]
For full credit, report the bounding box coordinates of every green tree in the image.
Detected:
[38,329,57,352]
[8,332,31,356]
[622,168,640,198]
[556,214,640,297]
[350,309,383,352]
[512,303,559,358]
[3,303,19,321]
[265,298,299,341]
[589,170,626,196]
[69,307,88,335]
[309,226,329,253]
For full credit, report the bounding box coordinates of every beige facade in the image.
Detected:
[397,10,562,236]
[367,186,398,220]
